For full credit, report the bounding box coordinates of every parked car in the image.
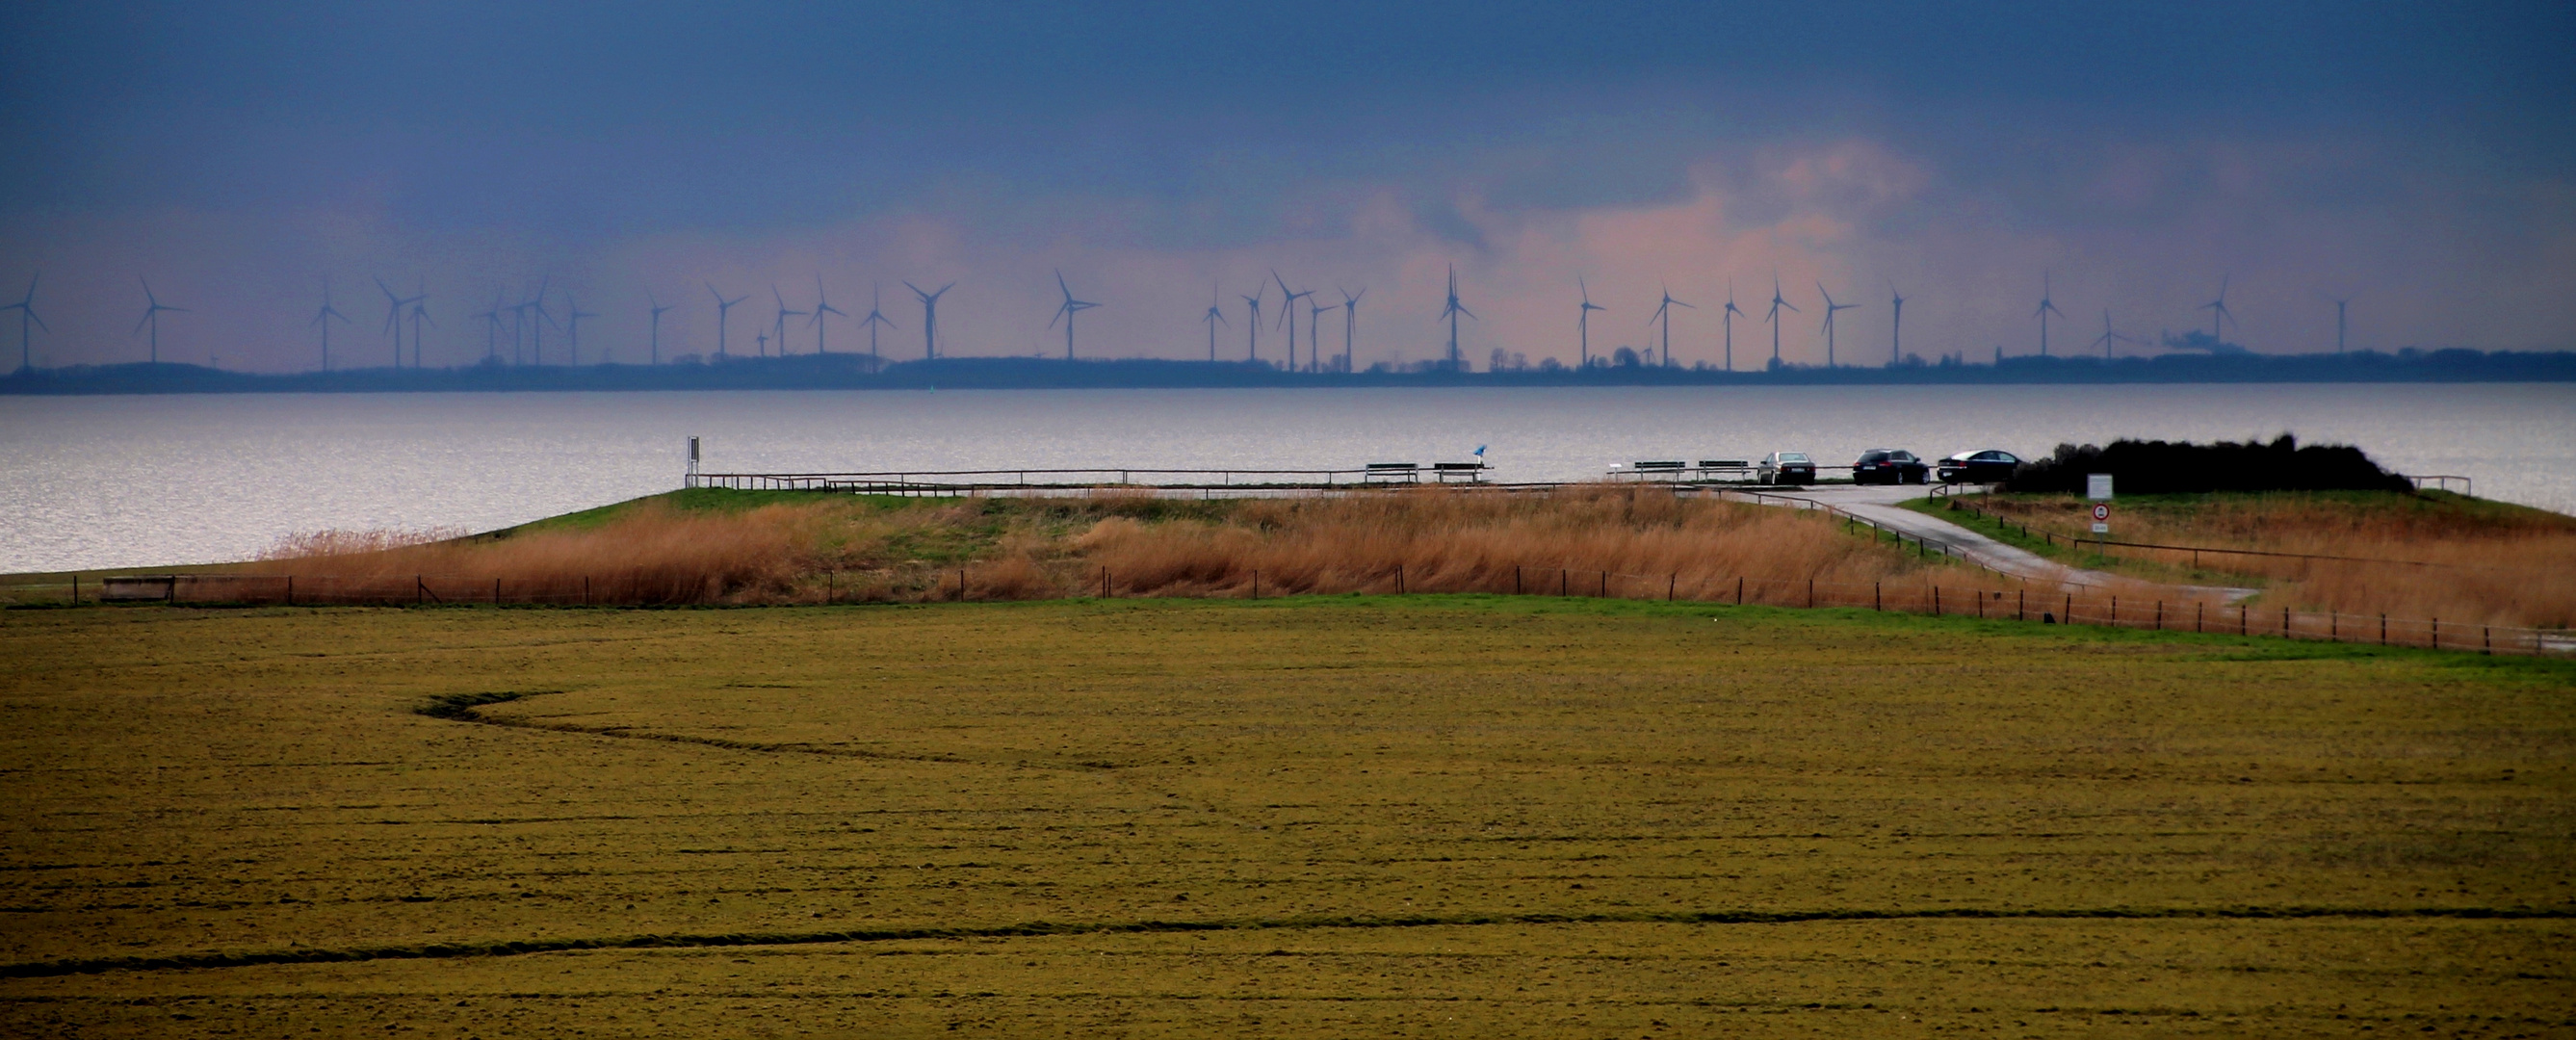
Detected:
[1853,448,1930,484]
[1756,451,1815,485]
[1937,449,2023,483]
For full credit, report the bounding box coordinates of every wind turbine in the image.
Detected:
[1888,283,1906,366]
[562,293,596,365]
[1239,285,1263,361]
[2034,272,2065,357]
[859,283,897,363]
[309,278,351,372]
[1308,297,1330,373]
[1817,283,1859,368]
[1339,287,1364,373]
[1576,278,1606,368]
[134,279,187,363]
[809,277,846,354]
[1437,265,1474,368]
[2200,275,2235,345]
[375,276,417,368]
[769,285,806,357]
[1648,286,1693,367]
[2329,295,2350,353]
[1763,275,1799,367]
[474,291,504,364]
[646,291,673,364]
[1200,284,1227,361]
[706,282,746,358]
[525,276,554,364]
[904,281,952,360]
[4,274,47,372]
[1049,270,1100,360]
[405,299,435,368]
[2089,308,2144,360]
[1721,280,1744,372]
[1272,271,1312,371]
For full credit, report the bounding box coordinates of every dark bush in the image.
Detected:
[2004,434,2413,495]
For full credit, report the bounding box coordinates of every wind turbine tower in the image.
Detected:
[1817,283,1859,368]
[2089,308,2143,360]
[310,279,351,372]
[525,277,554,364]
[810,277,846,354]
[135,279,187,364]
[2332,297,2349,353]
[1763,276,1799,367]
[406,299,435,368]
[1309,298,1329,373]
[707,283,747,358]
[904,281,952,360]
[769,285,806,357]
[562,293,597,365]
[859,284,897,363]
[1576,278,1605,368]
[375,276,415,368]
[4,274,48,373]
[1648,286,1693,367]
[1340,288,1364,373]
[1722,281,1743,372]
[1200,284,1227,361]
[1240,285,1263,361]
[1049,271,1100,360]
[474,292,504,364]
[2034,272,2064,357]
[2200,274,2236,345]
[646,292,673,364]
[1888,283,1906,366]
[1272,272,1312,371]
[1437,266,1474,368]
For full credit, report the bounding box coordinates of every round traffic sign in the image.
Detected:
[2092,504,2111,521]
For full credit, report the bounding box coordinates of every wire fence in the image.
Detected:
[5,565,2563,657]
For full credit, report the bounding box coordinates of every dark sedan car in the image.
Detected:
[1937,449,2022,483]
[1756,452,1815,485]
[1853,448,1929,484]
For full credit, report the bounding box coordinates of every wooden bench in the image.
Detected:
[1431,461,1489,483]
[1365,462,1420,483]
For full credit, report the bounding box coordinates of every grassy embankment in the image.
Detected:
[1908,489,2576,628]
[1,485,2000,608]
[2,598,2569,1037]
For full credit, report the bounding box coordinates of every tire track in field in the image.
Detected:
[416,690,1129,771]
[7,905,2569,979]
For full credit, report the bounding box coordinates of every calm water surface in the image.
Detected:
[3,384,2568,573]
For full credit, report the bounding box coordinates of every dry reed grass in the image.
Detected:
[235,485,2003,607]
[1974,492,2576,627]
[246,501,822,605]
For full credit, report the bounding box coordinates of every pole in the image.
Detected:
[1736,577,1743,605]
[1253,571,1259,599]
[1874,582,1881,611]
[1807,579,1813,608]
[2018,588,2025,621]
[494,578,501,606]
[1516,567,1522,595]
[958,569,966,602]
[1397,564,1404,594]
[285,576,293,607]
[418,575,425,607]
[1600,571,1606,598]
[1667,573,1675,602]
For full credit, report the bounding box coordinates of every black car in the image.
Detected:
[1937,449,2022,483]
[1853,448,1929,484]
[1756,452,1815,485]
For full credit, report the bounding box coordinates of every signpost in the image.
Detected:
[2092,502,2111,534]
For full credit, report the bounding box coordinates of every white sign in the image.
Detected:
[2087,473,2114,501]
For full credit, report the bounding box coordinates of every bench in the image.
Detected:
[1431,461,1489,483]
[1365,462,1420,483]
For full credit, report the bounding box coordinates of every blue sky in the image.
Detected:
[2,0,2568,370]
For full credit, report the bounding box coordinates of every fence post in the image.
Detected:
[494,578,501,606]
[417,575,425,607]
[2281,606,2289,637]
[2484,625,2491,655]
[958,569,966,602]
[584,576,590,607]
[2431,617,2438,648]
[2017,588,2024,621]
[1561,569,1568,596]
[1100,566,1108,598]
[1874,582,1881,611]
[2109,596,2115,626]
[2154,601,2161,630]
[1252,571,1259,599]
[1736,576,1743,605]
[2239,605,2247,636]
[1516,567,1522,595]
[2065,592,2071,624]
[70,574,77,605]
[2380,614,2386,645]
[286,576,293,607]
[1934,585,1940,616]
[1397,564,1405,594]
[1600,571,1606,598]
[1668,573,1675,602]
[1808,578,1814,609]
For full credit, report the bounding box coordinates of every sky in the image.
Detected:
[1,0,2569,373]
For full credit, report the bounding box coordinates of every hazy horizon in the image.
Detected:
[2,1,2569,373]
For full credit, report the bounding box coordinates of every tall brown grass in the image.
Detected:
[236,486,2010,607]
[1970,493,2576,628]
[247,502,822,604]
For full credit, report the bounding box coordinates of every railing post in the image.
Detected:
[1667,573,1675,602]
[1736,577,1743,605]
[1874,582,1881,611]
[2017,588,2024,621]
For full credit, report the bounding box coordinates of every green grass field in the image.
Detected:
[2,598,2569,1037]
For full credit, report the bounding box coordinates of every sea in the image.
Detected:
[3,383,2569,574]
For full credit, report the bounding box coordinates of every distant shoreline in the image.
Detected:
[4,349,2570,394]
